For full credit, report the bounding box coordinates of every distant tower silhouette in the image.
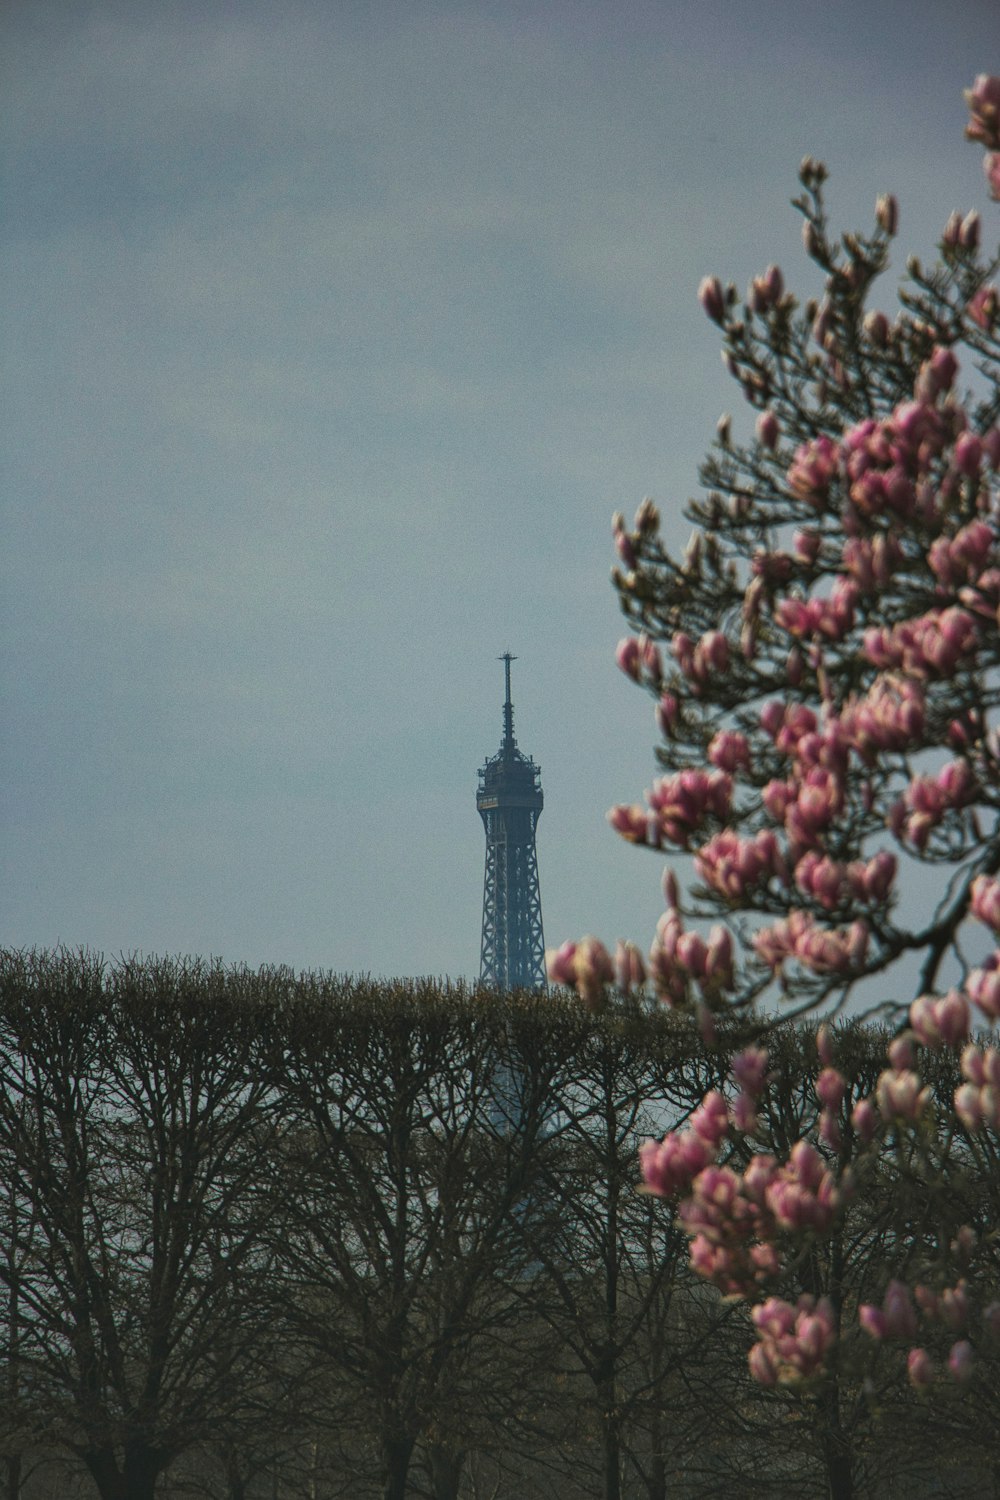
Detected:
[477,654,546,990]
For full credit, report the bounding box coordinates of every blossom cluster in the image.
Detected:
[550,76,1000,1399]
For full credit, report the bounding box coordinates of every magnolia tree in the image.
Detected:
[549,76,1000,1417]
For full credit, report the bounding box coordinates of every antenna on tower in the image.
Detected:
[499,651,517,748]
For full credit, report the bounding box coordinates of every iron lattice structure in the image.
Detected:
[477,654,546,990]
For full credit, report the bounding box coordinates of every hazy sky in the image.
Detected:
[2,1,995,979]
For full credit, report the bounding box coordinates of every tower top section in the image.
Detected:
[477,652,542,811]
[476,652,546,991]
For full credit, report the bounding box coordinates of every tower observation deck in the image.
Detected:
[477,654,546,990]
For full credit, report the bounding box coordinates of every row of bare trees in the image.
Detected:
[0,951,996,1500]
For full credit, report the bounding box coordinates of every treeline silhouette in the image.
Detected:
[0,951,995,1500]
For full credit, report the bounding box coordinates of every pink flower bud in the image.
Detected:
[907,1347,934,1390]
[656,692,679,738]
[987,152,1000,202]
[877,1067,930,1123]
[971,874,1000,933]
[966,963,1000,1022]
[954,431,982,476]
[888,1035,915,1070]
[943,210,963,248]
[748,1341,778,1386]
[863,309,890,346]
[859,1304,887,1340]
[819,1107,841,1151]
[883,1281,918,1341]
[816,1067,846,1111]
[731,1046,769,1097]
[756,410,780,450]
[961,210,981,249]
[969,284,999,331]
[947,1339,973,1383]
[909,991,970,1050]
[954,1082,985,1132]
[875,194,899,235]
[851,1097,877,1143]
[698,275,726,323]
[614,940,646,995]
[940,1284,969,1332]
[616,637,641,680]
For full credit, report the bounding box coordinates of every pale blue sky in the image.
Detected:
[2,1,996,977]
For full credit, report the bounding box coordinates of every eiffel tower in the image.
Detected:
[476,654,546,990]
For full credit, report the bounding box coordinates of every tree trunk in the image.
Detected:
[83,1440,162,1500]
[647,1451,667,1500]
[428,1442,465,1500]
[818,1387,853,1500]
[597,1378,622,1500]
[381,1431,416,1500]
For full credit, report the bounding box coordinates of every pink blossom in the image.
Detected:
[841,678,924,758]
[876,1067,932,1123]
[794,528,821,565]
[607,803,656,846]
[966,959,1000,1021]
[968,284,998,331]
[696,829,785,901]
[816,1066,846,1111]
[545,936,614,1008]
[785,768,844,850]
[928,519,993,584]
[708,730,751,772]
[691,1090,731,1147]
[750,1295,836,1384]
[748,264,784,312]
[908,991,970,1049]
[971,874,1000,933]
[787,435,839,507]
[864,607,977,678]
[731,1046,769,1097]
[753,912,867,977]
[883,1280,919,1341]
[640,1128,714,1198]
[964,74,1000,150]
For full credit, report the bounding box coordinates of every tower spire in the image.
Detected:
[500,651,517,749]
[477,655,546,991]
